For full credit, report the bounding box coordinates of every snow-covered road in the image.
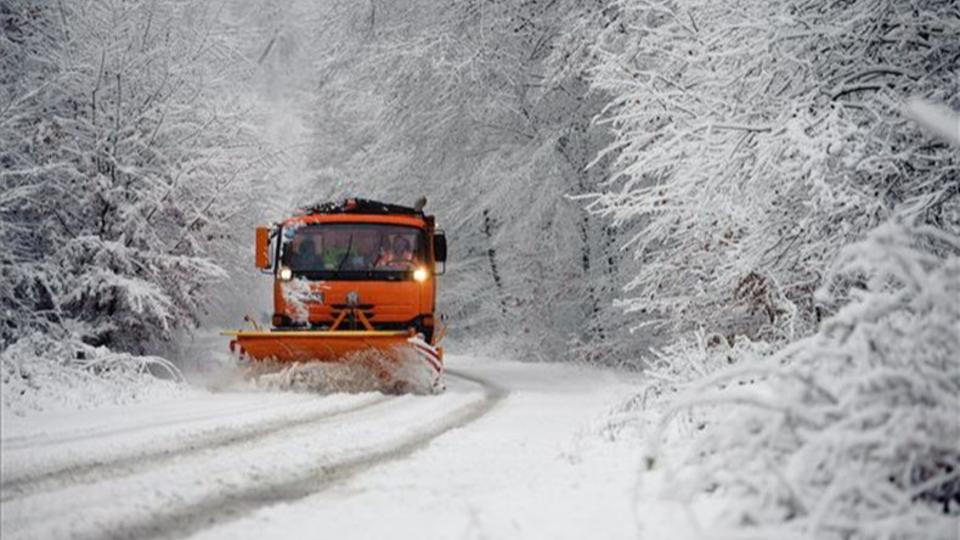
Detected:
[1,355,642,540]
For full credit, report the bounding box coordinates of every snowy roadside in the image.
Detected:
[2,327,266,423]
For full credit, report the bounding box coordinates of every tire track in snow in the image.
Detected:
[34,370,505,540]
[0,394,394,503]
[2,398,297,451]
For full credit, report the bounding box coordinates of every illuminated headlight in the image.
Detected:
[413,267,429,282]
[279,266,293,281]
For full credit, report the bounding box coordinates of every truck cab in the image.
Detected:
[255,199,447,345]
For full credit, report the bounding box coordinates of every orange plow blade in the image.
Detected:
[222,329,444,393]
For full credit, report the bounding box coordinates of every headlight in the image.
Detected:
[413,267,429,282]
[279,266,293,281]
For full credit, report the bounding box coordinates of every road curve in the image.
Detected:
[1,394,394,502]
[97,369,506,540]
[1,370,506,540]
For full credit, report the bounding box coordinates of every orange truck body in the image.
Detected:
[224,199,446,384]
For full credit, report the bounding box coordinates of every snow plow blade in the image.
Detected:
[222,329,443,392]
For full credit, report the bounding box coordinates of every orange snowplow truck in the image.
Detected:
[224,198,447,387]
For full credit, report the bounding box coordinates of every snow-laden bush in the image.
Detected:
[598,330,775,442]
[647,222,960,538]
[1,333,183,416]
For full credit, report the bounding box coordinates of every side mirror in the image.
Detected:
[433,231,447,275]
[255,226,272,269]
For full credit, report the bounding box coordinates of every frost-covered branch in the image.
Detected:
[584,0,960,343]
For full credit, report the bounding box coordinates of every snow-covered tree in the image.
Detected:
[585,0,960,343]
[1,0,266,352]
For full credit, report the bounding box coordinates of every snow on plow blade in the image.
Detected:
[222,329,443,393]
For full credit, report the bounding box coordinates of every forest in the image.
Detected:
[2,1,958,538]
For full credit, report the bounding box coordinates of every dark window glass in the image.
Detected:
[279,223,424,280]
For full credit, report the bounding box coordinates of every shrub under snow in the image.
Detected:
[1,333,184,417]
[641,222,960,538]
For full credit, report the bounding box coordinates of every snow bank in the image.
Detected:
[1,334,186,418]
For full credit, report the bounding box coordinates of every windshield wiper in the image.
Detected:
[332,234,354,279]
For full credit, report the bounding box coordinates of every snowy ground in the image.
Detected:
[1,352,662,540]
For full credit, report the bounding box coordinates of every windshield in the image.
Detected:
[279,223,425,280]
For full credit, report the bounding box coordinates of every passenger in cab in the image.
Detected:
[377,236,415,269]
